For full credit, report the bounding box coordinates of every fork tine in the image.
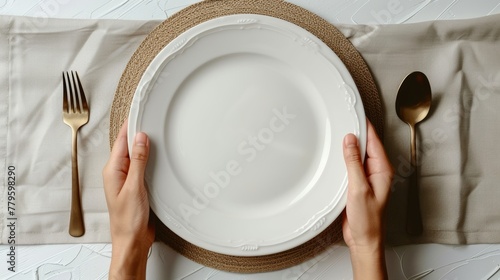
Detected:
[67,72,76,114]
[74,71,88,112]
[62,72,69,113]
[70,71,80,113]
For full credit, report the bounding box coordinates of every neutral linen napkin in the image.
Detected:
[0,14,499,245]
[0,16,161,244]
[347,16,500,244]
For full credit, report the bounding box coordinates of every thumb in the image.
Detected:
[128,132,150,185]
[343,134,367,188]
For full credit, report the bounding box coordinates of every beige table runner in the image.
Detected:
[0,12,499,247]
[354,16,500,244]
[0,16,160,244]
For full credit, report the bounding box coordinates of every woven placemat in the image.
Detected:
[109,0,383,273]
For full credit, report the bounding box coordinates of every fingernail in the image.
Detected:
[135,132,147,147]
[344,134,358,147]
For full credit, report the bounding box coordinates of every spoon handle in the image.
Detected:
[407,124,423,235]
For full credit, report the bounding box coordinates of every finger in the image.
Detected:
[365,121,389,166]
[365,121,393,175]
[365,121,393,199]
[343,133,369,191]
[110,121,128,162]
[103,121,130,195]
[126,132,150,189]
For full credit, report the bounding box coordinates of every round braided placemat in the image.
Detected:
[109,0,383,273]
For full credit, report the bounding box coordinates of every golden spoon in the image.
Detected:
[395,71,432,235]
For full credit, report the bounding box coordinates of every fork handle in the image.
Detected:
[69,128,85,237]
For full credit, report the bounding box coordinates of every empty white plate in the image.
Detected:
[128,14,366,256]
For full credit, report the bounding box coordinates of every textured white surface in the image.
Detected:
[1,0,500,279]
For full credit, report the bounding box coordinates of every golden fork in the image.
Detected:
[62,71,89,237]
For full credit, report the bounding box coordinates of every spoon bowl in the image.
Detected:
[396,72,432,126]
[395,71,432,235]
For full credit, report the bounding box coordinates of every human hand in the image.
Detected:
[103,121,154,280]
[342,120,393,280]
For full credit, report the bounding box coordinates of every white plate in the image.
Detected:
[128,14,366,256]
